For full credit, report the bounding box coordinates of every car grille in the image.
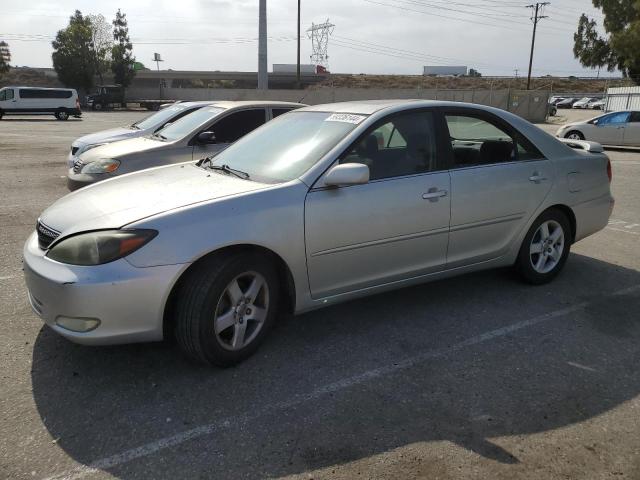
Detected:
[72,157,85,173]
[36,220,60,250]
[71,146,79,155]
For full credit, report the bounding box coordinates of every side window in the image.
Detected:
[627,112,640,123]
[5,89,14,100]
[0,90,5,101]
[600,112,630,125]
[272,108,293,118]
[341,110,438,181]
[211,109,266,143]
[445,113,541,167]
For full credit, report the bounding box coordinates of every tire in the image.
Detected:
[55,110,69,121]
[0,110,3,120]
[564,130,584,140]
[515,209,571,285]
[174,252,280,366]
[93,103,103,111]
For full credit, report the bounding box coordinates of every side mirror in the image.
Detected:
[197,131,216,144]
[324,163,369,187]
[593,119,599,125]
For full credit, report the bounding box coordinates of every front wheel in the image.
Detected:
[515,209,571,285]
[174,253,280,366]
[565,130,584,140]
[55,110,69,121]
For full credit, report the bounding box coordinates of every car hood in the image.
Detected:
[79,136,168,163]
[40,163,268,238]
[74,127,141,147]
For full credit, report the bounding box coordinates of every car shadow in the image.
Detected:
[31,253,640,478]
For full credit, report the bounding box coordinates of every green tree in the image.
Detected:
[51,10,95,91]
[111,9,136,88]
[0,41,10,79]
[574,1,640,84]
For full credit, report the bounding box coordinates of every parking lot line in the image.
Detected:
[44,283,640,480]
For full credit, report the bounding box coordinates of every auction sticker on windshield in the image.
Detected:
[325,113,367,124]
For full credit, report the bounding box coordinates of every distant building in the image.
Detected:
[423,65,467,76]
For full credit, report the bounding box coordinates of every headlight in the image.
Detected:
[77,143,106,155]
[46,229,157,265]
[81,158,120,174]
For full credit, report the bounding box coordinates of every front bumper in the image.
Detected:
[23,231,186,345]
[67,168,112,191]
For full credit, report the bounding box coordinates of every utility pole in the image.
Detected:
[153,53,163,99]
[526,2,549,90]
[296,0,301,88]
[258,0,268,90]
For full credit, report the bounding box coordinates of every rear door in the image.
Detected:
[305,109,451,298]
[192,108,267,160]
[623,111,640,146]
[443,108,553,267]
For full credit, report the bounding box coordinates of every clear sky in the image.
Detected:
[1,0,613,77]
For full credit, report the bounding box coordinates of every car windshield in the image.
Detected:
[133,105,190,130]
[208,111,365,183]
[156,107,225,141]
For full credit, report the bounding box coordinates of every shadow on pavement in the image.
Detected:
[31,253,640,478]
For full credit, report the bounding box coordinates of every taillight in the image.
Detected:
[76,98,81,111]
[606,159,612,183]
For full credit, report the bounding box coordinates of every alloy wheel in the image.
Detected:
[529,220,565,274]
[213,271,269,351]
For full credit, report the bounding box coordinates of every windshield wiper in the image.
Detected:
[197,158,250,180]
[152,132,167,141]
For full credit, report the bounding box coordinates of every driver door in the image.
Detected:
[592,111,629,145]
[192,108,267,160]
[304,109,451,299]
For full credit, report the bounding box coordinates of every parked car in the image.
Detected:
[86,85,175,111]
[548,104,557,117]
[556,110,640,146]
[572,97,598,109]
[25,100,614,366]
[556,98,578,109]
[0,86,81,120]
[67,101,304,190]
[549,96,566,106]
[587,99,605,110]
[67,101,218,168]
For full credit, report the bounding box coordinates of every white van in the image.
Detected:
[0,86,81,120]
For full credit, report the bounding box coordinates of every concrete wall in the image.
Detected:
[606,86,640,111]
[125,87,550,122]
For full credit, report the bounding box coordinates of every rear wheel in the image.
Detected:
[515,209,571,284]
[565,130,584,140]
[92,102,103,111]
[174,252,280,366]
[55,110,69,121]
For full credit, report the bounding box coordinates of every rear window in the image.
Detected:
[19,89,73,99]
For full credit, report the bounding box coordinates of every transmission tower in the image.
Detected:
[307,19,334,69]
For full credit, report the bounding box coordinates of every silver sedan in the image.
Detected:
[24,100,614,366]
[556,110,640,146]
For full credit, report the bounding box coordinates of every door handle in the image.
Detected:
[422,188,448,201]
[529,173,547,183]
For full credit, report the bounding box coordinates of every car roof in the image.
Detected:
[180,100,305,109]
[3,85,75,91]
[298,99,511,115]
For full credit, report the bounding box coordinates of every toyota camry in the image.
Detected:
[24,100,614,366]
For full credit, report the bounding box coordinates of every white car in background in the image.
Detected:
[556,110,640,146]
[587,99,605,110]
[67,101,216,168]
[572,97,597,109]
